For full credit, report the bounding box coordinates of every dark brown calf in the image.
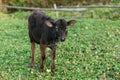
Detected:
[28,11,76,72]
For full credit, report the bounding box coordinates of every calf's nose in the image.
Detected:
[61,38,65,42]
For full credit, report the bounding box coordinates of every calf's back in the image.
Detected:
[28,11,58,44]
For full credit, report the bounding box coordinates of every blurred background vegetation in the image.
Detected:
[0,0,120,7]
[0,0,120,20]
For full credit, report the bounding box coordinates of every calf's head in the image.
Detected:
[45,19,76,42]
[56,19,76,42]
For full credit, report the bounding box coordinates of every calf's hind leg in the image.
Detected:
[30,42,36,67]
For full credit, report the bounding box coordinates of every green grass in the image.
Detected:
[0,12,120,80]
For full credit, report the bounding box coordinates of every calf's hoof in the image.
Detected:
[39,68,44,72]
[39,66,44,72]
[29,63,35,68]
[51,68,56,73]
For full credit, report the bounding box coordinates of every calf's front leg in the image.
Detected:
[51,48,56,72]
[40,44,46,72]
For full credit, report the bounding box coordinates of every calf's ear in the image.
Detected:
[67,20,76,26]
[45,21,53,27]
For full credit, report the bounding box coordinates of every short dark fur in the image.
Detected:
[28,11,76,72]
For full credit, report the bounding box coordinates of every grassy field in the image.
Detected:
[0,12,120,80]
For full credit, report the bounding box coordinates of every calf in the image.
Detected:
[28,11,76,72]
